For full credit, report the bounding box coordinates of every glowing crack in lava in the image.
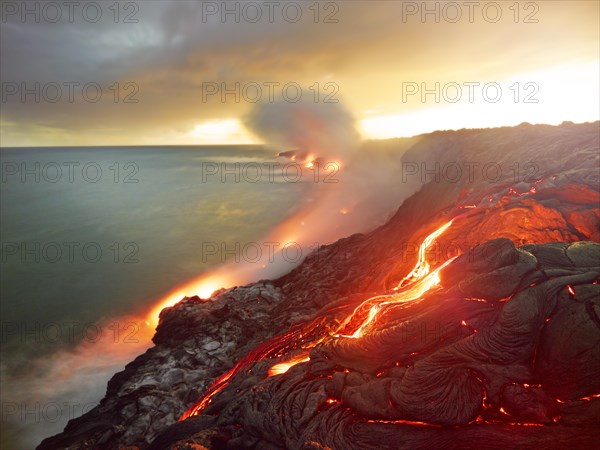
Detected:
[180,220,456,419]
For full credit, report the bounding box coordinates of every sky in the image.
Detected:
[1,0,598,146]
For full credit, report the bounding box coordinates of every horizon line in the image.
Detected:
[1,120,597,149]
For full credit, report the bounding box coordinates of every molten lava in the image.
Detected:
[336,220,455,339]
[181,220,458,418]
[268,355,311,376]
[394,220,453,289]
[180,316,331,420]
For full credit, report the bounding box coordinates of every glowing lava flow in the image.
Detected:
[181,219,457,419]
[339,257,455,339]
[268,355,311,376]
[395,220,453,289]
[180,316,331,420]
[335,220,454,339]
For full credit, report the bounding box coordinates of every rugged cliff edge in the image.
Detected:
[39,122,600,449]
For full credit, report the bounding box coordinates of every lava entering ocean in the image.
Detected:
[37,122,600,450]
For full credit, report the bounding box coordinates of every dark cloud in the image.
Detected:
[1,1,598,145]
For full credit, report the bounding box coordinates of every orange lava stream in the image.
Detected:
[268,355,311,376]
[333,220,454,339]
[180,316,329,420]
[337,255,454,339]
[366,419,442,427]
[180,219,457,419]
[264,220,455,369]
[394,220,453,289]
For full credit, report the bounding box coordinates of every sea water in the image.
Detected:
[0,145,308,448]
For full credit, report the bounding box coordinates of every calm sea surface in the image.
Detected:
[1,146,309,356]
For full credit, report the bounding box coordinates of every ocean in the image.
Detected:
[0,145,311,448]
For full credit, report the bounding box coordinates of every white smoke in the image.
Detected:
[244,98,425,253]
[245,98,360,160]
